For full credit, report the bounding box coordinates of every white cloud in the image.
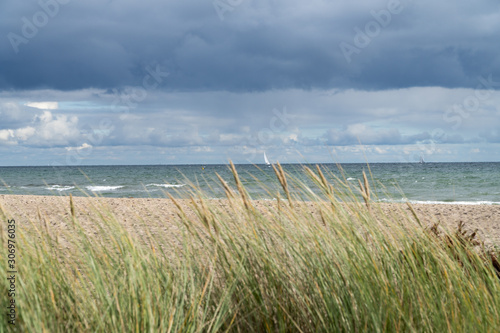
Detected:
[0,129,14,142]
[0,127,36,144]
[14,127,36,141]
[0,110,79,147]
[34,111,79,144]
[25,102,59,110]
[66,143,92,151]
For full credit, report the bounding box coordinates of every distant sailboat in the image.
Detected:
[264,152,271,166]
[419,155,425,164]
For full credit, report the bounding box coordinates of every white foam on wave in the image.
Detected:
[86,185,124,192]
[146,183,185,188]
[347,177,356,181]
[378,198,500,205]
[411,200,500,205]
[46,185,75,192]
[133,189,160,193]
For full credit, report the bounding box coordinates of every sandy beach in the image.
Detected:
[2,194,500,249]
[2,194,500,331]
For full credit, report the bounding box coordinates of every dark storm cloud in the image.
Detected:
[1,0,499,92]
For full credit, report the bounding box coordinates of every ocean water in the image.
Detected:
[0,163,499,204]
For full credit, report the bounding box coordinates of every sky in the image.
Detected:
[1,0,500,166]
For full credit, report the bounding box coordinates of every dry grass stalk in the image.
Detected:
[272,162,293,208]
[229,161,253,212]
[319,208,327,227]
[277,190,281,215]
[356,170,371,211]
[190,197,210,229]
[316,165,336,213]
[406,202,422,227]
[316,165,330,192]
[363,171,370,203]
[303,166,320,184]
[216,172,234,199]
[358,183,368,211]
[167,193,189,223]
[0,203,6,220]
[190,197,219,236]
[455,221,481,248]
[426,220,500,279]
[70,193,75,218]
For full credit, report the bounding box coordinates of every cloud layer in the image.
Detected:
[1,1,500,165]
[1,0,500,91]
[1,85,499,165]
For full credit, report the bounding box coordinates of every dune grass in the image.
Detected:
[1,163,500,332]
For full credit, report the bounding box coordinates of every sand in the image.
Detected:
[1,194,500,249]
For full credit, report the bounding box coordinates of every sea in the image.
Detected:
[0,163,499,205]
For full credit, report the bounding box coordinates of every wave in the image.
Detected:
[347,177,356,181]
[146,183,185,188]
[86,185,124,192]
[377,198,500,205]
[45,185,75,192]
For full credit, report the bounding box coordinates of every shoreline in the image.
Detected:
[2,192,500,206]
[1,194,500,248]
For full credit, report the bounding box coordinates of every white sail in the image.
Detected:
[419,155,425,164]
[264,152,270,165]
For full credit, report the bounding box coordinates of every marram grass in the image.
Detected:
[1,163,500,332]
